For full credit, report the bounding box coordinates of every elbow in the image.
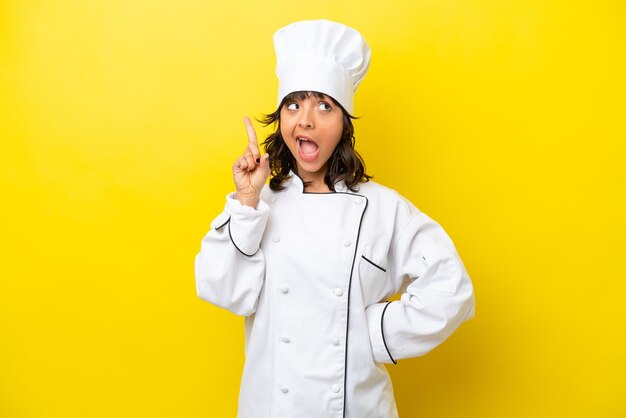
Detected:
[195,276,258,316]
[458,269,475,321]
[194,253,207,301]
[194,253,259,317]
[462,290,476,321]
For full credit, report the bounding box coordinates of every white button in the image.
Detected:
[272,236,281,243]
[333,288,343,297]
[354,199,362,205]
[270,196,277,203]
[281,336,290,343]
[280,287,289,294]
[332,338,341,346]
[280,387,289,393]
[331,385,341,393]
[343,240,351,247]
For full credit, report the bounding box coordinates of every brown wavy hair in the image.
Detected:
[259,91,372,192]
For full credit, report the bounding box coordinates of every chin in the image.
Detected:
[297,161,326,174]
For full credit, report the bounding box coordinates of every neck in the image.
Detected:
[304,178,331,192]
[297,167,332,192]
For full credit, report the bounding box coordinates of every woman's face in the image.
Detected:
[280,93,344,179]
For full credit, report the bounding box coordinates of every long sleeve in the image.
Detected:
[365,206,475,364]
[194,192,270,316]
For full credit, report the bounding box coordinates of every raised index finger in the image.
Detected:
[243,116,260,156]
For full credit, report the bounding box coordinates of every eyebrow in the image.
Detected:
[298,96,331,103]
[288,92,328,100]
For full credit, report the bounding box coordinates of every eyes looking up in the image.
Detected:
[285,101,332,112]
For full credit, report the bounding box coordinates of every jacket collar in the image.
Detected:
[287,170,349,194]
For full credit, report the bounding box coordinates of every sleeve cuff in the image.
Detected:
[366,302,397,364]
[224,192,270,257]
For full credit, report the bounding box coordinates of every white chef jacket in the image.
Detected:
[195,172,475,418]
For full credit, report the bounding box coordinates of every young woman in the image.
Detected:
[195,19,475,418]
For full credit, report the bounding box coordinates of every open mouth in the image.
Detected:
[296,136,320,161]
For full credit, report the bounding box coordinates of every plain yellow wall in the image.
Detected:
[1,0,624,417]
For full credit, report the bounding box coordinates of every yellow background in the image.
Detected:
[1,0,624,417]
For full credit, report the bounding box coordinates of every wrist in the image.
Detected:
[235,193,259,208]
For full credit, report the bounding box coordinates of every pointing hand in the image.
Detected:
[232,116,271,207]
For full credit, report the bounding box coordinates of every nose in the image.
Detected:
[297,107,314,129]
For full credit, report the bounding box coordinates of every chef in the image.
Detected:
[195,19,475,418]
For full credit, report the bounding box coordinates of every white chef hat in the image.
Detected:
[273,19,371,115]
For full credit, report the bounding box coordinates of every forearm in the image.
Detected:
[194,193,270,316]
